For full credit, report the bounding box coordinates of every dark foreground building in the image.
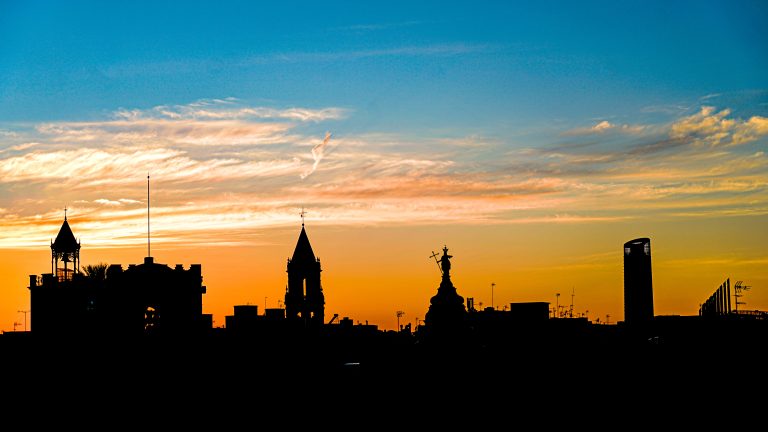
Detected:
[27,215,211,336]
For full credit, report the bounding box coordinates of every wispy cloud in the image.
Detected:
[37,119,294,146]
[0,147,302,186]
[115,99,348,122]
[0,129,19,138]
[562,120,647,136]
[25,100,350,149]
[301,132,332,179]
[641,104,691,115]
[0,142,39,153]
[92,198,145,206]
[1,101,767,249]
[94,199,123,206]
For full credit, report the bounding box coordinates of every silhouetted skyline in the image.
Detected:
[11,214,766,343]
[1,209,766,421]
[1,1,767,332]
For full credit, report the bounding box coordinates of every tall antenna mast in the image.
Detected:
[570,287,575,318]
[147,173,151,258]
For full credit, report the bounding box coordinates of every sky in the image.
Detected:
[1,0,767,331]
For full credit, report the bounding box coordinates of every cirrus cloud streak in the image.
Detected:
[1,101,767,248]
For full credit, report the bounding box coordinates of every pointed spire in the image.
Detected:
[291,225,316,263]
[52,214,79,252]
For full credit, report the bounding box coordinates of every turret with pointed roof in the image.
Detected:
[285,219,325,326]
[51,209,80,281]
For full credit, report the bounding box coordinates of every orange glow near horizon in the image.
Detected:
[2,215,766,332]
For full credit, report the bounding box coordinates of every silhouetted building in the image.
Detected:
[424,246,467,339]
[509,302,550,322]
[284,221,325,326]
[28,216,210,336]
[265,308,286,321]
[624,237,654,325]
[225,305,260,333]
[466,297,476,312]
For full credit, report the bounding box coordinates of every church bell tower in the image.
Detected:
[284,213,325,326]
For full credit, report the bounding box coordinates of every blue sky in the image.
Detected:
[2,0,766,129]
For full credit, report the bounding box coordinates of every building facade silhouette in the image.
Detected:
[623,237,654,325]
[28,215,211,336]
[284,221,325,326]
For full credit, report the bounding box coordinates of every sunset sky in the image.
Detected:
[1,1,767,331]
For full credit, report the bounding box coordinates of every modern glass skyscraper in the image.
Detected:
[623,238,654,325]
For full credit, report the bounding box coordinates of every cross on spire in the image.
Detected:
[300,206,307,227]
[64,206,68,221]
[430,250,442,275]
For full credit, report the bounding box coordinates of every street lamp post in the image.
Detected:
[18,310,28,332]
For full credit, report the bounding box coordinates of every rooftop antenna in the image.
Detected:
[491,282,496,310]
[147,173,151,258]
[570,287,575,318]
[734,280,751,313]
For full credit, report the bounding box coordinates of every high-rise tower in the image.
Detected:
[623,237,654,325]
